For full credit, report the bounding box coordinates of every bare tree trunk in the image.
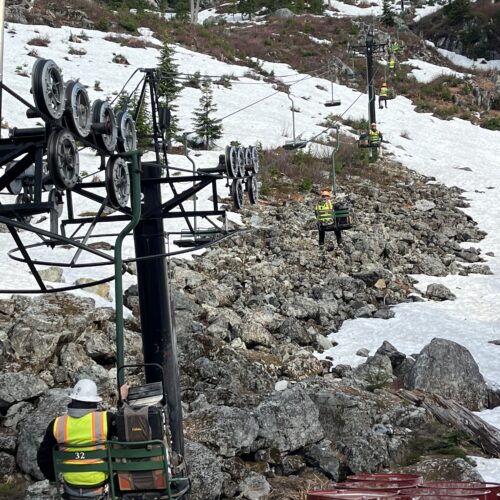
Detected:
[398,389,500,457]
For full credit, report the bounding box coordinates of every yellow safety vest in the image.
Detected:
[380,87,388,97]
[53,411,108,487]
[392,42,400,53]
[389,59,395,69]
[316,199,333,223]
[370,130,380,142]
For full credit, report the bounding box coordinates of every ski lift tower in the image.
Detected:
[350,27,386,127]
[0,51,260,475]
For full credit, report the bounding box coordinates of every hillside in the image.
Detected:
[416,0,500,61]
[0,0,500,497]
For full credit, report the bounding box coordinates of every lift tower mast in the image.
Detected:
[351,27,386,126]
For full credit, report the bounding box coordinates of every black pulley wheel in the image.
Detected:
[105,156,130,209]
[250,146,259,174]
[231,178,244,210]
[244,147,252,171]
[247,175,259,205]
[47,130,80,190]
[92,100,118,153]
[237,147,245,177]
[116,111,137,153]
[32,59,65,120]
[226,146,238,178]
[65,80,91,138]
[48,188,64,217]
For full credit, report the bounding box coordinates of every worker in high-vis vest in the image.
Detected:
[389,56,396,71]
[315,189,341,246]
[369,122,383,146]
[37,379,128,499]
[379,82,389,109]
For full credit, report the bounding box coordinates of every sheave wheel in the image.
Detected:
[236,147,245,177]
[47,130,80,190]
[225,146,238,178]
[116,111,137,153]
[105,156,130,209]
[247,176,259,205]
[92,100,118,153]
[231,178,244,210]
[32,59,65,119]
[250,146,259,174]
[65,80,92,138]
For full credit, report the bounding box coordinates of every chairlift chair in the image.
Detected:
[283,139,308,150]
[173,228,223,248]
[283,92,308,150]
[324,60,342,107]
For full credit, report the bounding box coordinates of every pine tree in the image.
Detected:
[381,0,395,26]
[307,0,325,15]
[157,40,182,144]
[174,0,190,21]
[114,91,153,152]
[192,79,223,150]
[238,0,257,19]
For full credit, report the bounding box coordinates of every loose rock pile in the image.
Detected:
[0,160,496,497]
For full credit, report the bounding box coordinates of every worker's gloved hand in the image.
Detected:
[120,384,130,400]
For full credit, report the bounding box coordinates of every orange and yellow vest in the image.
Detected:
[53,411,108,487]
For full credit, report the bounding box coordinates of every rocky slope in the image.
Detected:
[0,158,497,498]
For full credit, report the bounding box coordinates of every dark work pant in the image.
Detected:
[318,227,326,246]
[379,96,387,109]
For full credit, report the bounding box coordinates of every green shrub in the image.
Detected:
[117,9,139,32]
[299,177,313,191]
[481,116,500,130]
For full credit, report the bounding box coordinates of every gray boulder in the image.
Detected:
[184,406,258,457]
[274,7,294,17]
[184,441,224,500]
[254,387,324,452]
[25,480,58,499]
[405,338,488,410]
[0,451,15,475]
[0,372,47,408]
[425,283,456,301]
[376,341,406,369]
[303,439,342,480]
[16,389,69,479]
[237,471,271,499]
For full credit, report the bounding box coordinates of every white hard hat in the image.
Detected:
[69,379,102,403]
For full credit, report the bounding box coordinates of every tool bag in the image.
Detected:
[115,404,168,491]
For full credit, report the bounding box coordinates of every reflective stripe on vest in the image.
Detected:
[380,87,388,97]
[316,200,333,221]
[53,412,108,487]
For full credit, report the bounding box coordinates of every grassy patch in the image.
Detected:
[402,421,479,466]
[27,35,50,46]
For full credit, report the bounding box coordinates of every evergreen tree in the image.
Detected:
[308,0,325,15]
[239,0,257,19]
[443,0,471,25]
[157,40,182,144]
[381,0,395,26]
[174,0,190,21]
[192,79,223,150]
[114,91,153,152]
